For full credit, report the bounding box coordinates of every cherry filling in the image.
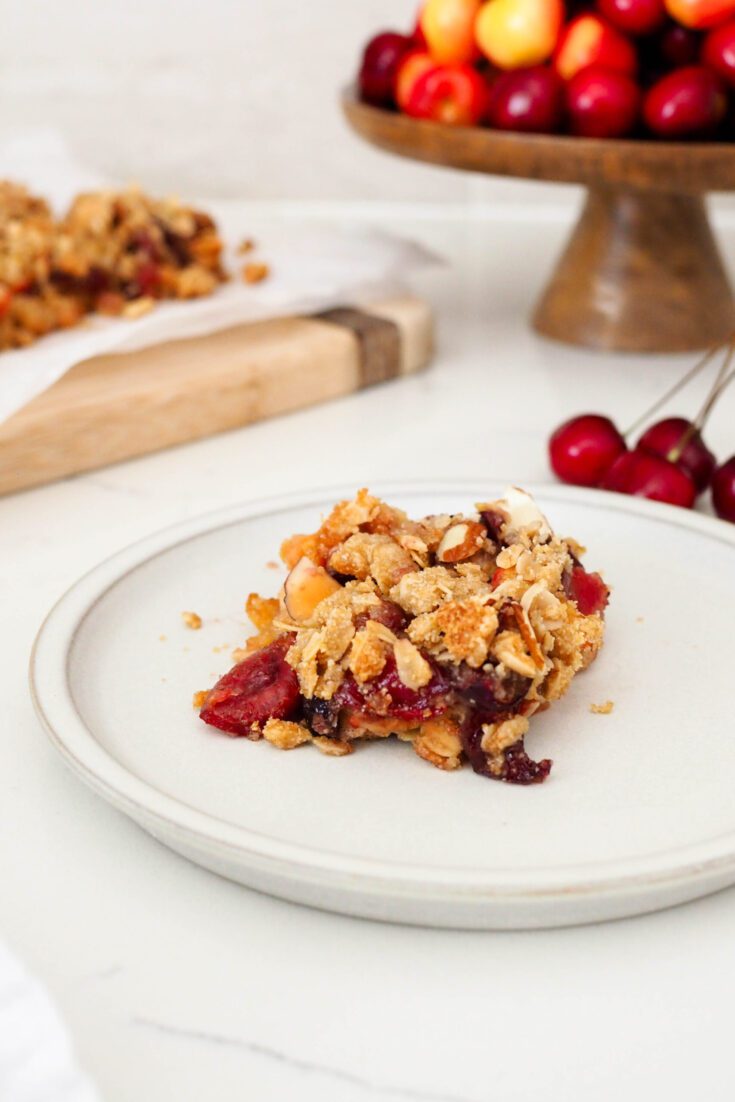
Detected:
[301,695,341,736]
[354,599,408,634]
[199,637,299,736]
[479,509,507,543]
[452,665,551,784]
[333,654,451,723]
[563,564,610,616]
[450,663,530,718]
[460,714,552,785]
[199,638,550,782]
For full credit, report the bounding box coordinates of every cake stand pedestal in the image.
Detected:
[343,88,735,354]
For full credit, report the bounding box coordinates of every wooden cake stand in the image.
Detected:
[343,87,735,353]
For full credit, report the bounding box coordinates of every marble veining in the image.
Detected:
[133,1017,477,1102]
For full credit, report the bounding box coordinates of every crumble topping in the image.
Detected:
[407,597,499,668]
[262,718,312,750]
[198,488,610,785]
[0,179,227,350]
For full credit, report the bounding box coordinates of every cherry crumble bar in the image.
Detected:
[198,488,609,785]
[0,183,86,349]
[0,181,226,350]
[52,187,226,314]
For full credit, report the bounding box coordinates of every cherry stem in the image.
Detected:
[669,346,735,462]
[622,334,734,441]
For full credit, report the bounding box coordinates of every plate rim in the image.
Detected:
[29,478,735,905]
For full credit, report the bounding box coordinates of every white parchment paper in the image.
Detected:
[0,132,439,424]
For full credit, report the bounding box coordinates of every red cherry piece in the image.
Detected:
[711,456,735,521]
[597,0,667,36]
[602,450,697,507]
[637,416,716,493]
[549,414,627,487]
[566,66,642,138]
[565,565,611,615]
[702,19,735,86]
[336,655,450,722]
[643,65,727,137]
[200,638,300,736]
[354,599,408,633]
[135,260,161,296]
[461,718,551,783]
[487,67,564,134]
[502,743,553,784]
[358,31,413,107]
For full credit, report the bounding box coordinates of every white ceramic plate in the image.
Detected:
[31,481,735,929]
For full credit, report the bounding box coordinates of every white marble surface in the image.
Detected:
[2,204,735,1102]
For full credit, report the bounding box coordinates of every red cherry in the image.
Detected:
[637,416,716,493]
[487,66,564,132]
[643,65,727,137]
[566,66,642,137]
[602,450,697,507]
[549,414,627,486]
[358,31,413,107]
[200,638,300,736]
[554,15,639,80]
[597,0,667,36]
[702,19,735,86]
[711,456,735,521]
[564,564,611,615]
[405,63,488,125]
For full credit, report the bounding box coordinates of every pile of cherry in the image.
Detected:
[357,0,735,140]
[548,339,735,519]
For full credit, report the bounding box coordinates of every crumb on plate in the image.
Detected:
[242,261,269,284]
[590,700,614,715]
[181,611,203,630]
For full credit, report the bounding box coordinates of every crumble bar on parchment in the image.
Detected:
[0,181,227,350]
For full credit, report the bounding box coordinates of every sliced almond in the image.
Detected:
[511,602,546,669]
[393,637,432,691]
[436,521,486,564]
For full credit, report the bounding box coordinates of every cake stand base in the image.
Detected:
[533,186,735,354]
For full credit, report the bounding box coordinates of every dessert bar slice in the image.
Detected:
[0,179,228,349]
[0,183,85,350]
[53,186,226,313]
[198,488,609,784]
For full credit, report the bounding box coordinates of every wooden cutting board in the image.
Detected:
[0,295,433,496]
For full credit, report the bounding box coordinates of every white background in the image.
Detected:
[1,0,576,205]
